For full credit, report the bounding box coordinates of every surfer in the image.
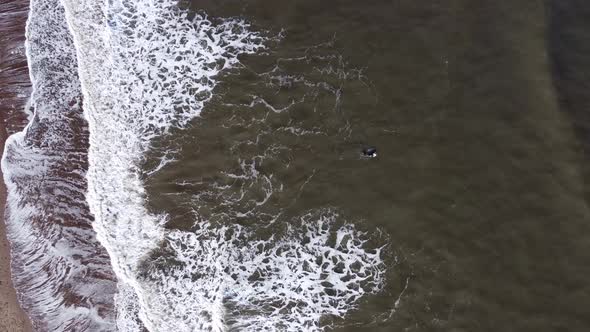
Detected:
[362,146,377,158]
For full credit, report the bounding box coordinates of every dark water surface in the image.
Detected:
[144,1,590,330]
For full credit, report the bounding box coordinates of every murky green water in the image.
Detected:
[143,1,590,330]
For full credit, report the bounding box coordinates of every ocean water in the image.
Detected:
[1,0,117,330]
[2,0,590,331]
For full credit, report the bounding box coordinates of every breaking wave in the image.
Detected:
[146,210,385,331]
[1,0,117,330]
[3,0,388,330]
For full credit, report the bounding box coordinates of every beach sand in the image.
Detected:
[0,0,35,330]
[0,124,32,332]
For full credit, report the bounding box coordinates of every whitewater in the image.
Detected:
[1,0,117,330]
[2,0,388,330]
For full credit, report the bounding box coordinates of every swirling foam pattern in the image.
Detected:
[1,0,117,330]
[33,0,387,330]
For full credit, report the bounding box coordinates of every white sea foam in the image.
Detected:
[1,0,117,330]
[147,210,385,331]
[58,0,386,330]
[59,0,266,330]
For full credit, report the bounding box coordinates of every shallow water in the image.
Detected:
[1,1,117,330]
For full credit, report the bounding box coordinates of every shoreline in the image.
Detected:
[0,0,35,330]
[0,125,33,332]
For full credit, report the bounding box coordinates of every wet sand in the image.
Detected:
[0,0,35,330]
[0,125,32,332]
